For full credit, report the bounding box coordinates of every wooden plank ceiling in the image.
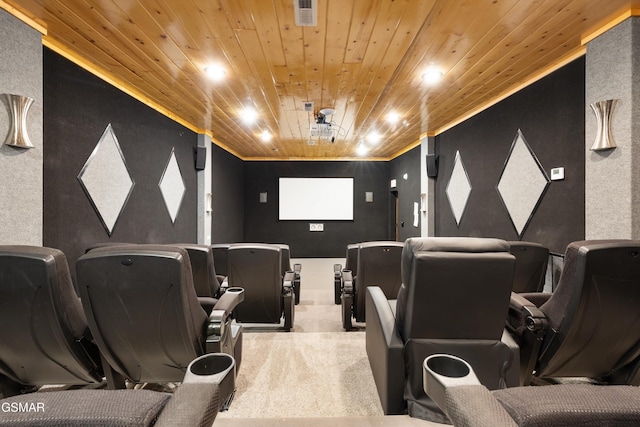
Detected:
[4,0,640,160]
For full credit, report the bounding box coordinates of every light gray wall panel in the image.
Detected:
[585,18,640,239]
[0,10,43,245]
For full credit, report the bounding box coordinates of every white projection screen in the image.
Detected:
[279,178,354,220]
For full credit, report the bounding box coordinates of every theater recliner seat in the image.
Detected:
[226,243,295,331]
[76,245,244,385]
[366,237,519,422]
[507,240,640,386]
[0,246,103,394]
[339,241,403,330]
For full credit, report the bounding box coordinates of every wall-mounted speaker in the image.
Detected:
[194,146,206,170]
[426,153,439,178]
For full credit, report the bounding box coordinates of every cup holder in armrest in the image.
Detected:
[423,354,480,413]
[183,353,236,410]
[225,287,244,294]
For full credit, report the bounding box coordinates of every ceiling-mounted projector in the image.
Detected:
[310,123,332,137]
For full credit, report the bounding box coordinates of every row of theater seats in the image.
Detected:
[0,241,300,425]
[334,240,549,331]
[88,242,300,331]
[356,237,640,424]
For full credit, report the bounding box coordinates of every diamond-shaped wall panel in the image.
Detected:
[446,150,472,226]
[159,148,186,223]
[497,130,550,237]
[77,124,135,235]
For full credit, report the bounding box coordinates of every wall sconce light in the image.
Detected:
[590,99,617,151]
[206,193,213,213]
[365,192,374,202]
[2,93,35,149]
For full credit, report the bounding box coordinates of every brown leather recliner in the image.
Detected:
[507,240,640,386]
[339,241,403,330]
[226,243,295,331]
[366,237,520,422]
[0,246,103,394]
[76,245,244,385]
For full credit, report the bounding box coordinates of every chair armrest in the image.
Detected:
[507,292,549,385]
[365,286,405,414]
[333,264,342,304]
[207,288,244,339]
[341,270,354,295]
[283,271,295,294]
[508,292,548,333]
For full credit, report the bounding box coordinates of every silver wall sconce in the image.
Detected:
[590,99,617,151]
[2,93,35,149]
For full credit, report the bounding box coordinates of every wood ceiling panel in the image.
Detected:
[4,0,637,159]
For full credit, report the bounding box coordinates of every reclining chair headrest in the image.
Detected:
[405,237,510,254]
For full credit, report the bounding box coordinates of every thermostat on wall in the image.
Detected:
[550,167,565,181]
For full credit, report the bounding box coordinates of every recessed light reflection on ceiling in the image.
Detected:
[204,64,226,82]
[422,67,443,85]
[260,130,272,143]
[241,106,258,125]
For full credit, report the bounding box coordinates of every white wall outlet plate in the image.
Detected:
[309,223,324,232]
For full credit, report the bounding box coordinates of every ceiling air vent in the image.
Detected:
[302,101,314,112]
[294,0,317,27]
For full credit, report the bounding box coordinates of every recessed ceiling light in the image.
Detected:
[241,106,258,125]
[204,64,226,82]
[386,111,400,124]
[422,67,443,85]
[366,131,382,145]
[260,130,272,143]
[356,145,369,156]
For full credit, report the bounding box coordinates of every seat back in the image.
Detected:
[0,246,102,386]
[211,243,231,276]
[344,243,359,274]
[354,241,403,322]
[509,241,549,293]
[227,244,284,323]
[274,243,292,274]
[397,237,515,342]
[536,240,640,381]
[179,244,220,298]
[76,245,207,383]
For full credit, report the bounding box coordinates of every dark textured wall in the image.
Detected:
[243,161,390,257]
[43,48,198,274]
[211,144,244,243]
[435,57,585,254]
[388,147,422,242]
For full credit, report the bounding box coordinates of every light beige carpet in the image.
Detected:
[218,258,382,419]
[218,331,383,418]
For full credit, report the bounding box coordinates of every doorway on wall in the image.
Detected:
[390,190,399,241]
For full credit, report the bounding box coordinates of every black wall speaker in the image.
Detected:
[194,146,206,170]
[426,153,439,178]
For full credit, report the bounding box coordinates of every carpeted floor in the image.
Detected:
[216,258,444,426]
